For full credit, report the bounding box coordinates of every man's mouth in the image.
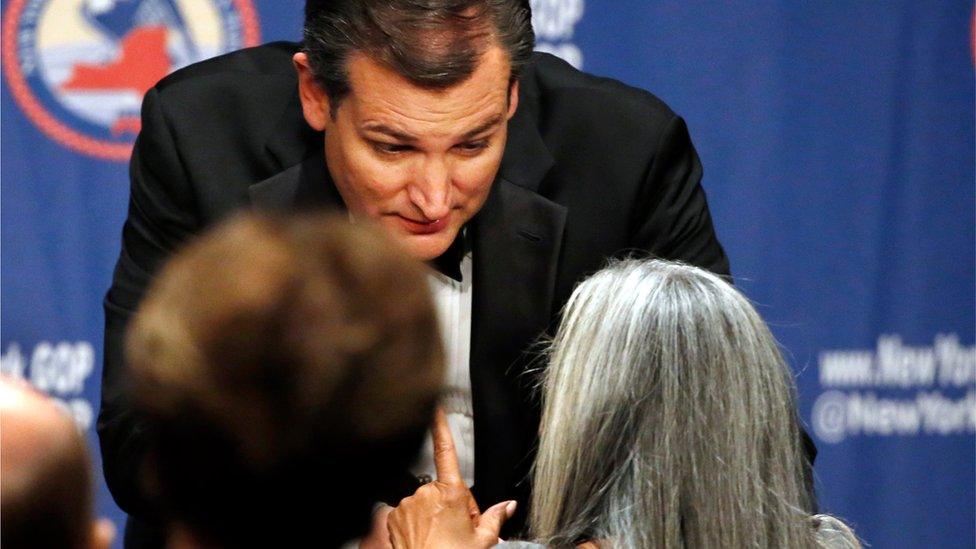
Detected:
[394,214,449,235]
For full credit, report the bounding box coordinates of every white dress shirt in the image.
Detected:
[410,251,475,486]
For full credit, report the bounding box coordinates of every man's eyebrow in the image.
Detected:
[460,114,505,140]
[361,123,417,143]
[361,114,505,142]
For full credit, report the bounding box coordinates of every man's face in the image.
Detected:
[295,46,519,260]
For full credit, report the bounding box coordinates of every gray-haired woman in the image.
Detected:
[389,259,859,548]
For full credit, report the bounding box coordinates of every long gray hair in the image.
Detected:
[530,259,819,548]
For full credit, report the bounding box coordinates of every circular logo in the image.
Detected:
[3,0,261,161]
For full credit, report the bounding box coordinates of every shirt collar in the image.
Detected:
[427,227,469,282]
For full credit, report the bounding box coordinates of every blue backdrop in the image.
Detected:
[2,1,973,547]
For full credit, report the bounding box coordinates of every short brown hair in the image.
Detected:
[127,212,443,546]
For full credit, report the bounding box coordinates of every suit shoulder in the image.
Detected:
[144,42,299,134]
[154,41,299,92]
[522,53,679,144]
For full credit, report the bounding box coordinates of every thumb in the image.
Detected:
[476,500,517,539]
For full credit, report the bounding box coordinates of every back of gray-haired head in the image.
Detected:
[813,514,863,548]
[531,259,824,548]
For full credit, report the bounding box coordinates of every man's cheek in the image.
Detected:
[454,166,496,199]
[464,176,496,205]
[345,178,396,209]
[346,149,393,189]
[363,161,412,197]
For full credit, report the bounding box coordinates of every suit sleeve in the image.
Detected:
[98,86,200,517]
[627,114,730,276]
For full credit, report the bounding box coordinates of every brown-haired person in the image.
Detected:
[123,213,443,548]
[1,377,116,549]
[100,1,815,546]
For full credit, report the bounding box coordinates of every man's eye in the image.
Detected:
[372,142,412,154]
[454,141,489,154]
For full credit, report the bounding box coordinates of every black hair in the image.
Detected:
[303,0,534,115]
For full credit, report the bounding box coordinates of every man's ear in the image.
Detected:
[293,52,331,131]
[506,80,520,120]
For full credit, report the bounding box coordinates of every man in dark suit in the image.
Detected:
[99,1,781,546]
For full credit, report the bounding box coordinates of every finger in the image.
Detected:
[360,506,394,549]
[375,506,394,549]
[431,407,463,485]
[475,500,516,540]
[385,509,398,533]
[467,493,481,521]
[385,511,403,549]
[374,505,393,521]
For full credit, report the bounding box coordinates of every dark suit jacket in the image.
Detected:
[100,42,802,547]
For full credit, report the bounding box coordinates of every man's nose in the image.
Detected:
[408,156,452,220]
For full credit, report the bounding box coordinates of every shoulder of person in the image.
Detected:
[520,52,680,147]
[146,42,300,131]
[156,41,299,91]
[132,41,315,219]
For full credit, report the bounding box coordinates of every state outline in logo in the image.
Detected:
[3,0,261,161]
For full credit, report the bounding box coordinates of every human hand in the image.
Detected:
[359,505,393,549]
[387,409,516,548]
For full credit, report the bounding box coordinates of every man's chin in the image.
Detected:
[394,231,456,261]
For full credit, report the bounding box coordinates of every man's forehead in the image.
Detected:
[342,47,512,133]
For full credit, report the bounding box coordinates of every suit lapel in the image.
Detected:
[470,80,564,371]
[248,149,344,212]
[468,82,566,504]
[470,178,567,352]
[248,59,335,209]
[498,80,554,193]
[256,48,324,173]
[468,177,566,502]
[264,88,324,172]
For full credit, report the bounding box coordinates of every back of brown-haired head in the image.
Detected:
[0,377,115,549]
[126,212,444,547]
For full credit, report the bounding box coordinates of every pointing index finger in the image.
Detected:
[432,407,464,486]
